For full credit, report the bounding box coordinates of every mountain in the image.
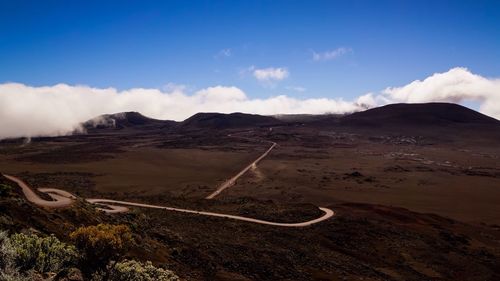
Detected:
[80,103,500,135]
[180,112,283,129]
[273,113,341,123]
[82,112,177,130]
[339,103,500,127]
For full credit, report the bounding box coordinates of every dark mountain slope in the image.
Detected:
[340,103,500,127]
[307,103,500,141]
[180,112,282,129]
[82,112,177,130]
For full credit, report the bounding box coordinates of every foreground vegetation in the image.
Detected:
[0,224,179,281]
[1,171,500,280]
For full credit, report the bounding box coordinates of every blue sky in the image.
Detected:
[0,0,499,100]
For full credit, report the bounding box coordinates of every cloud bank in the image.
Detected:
[0,83,367,139]
[378,67,500,119]
[0,67,498,139]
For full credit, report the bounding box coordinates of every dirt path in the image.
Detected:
[87,198,334,227]
[206,141,277,199]
[2,174,334,227]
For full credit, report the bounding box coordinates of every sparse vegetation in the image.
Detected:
[8,232,77,273]
[0,231,76,280]
[70,224,133,278]
[108,260,180,281]
[0,227,180,281]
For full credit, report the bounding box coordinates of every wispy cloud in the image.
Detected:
[312,47,352,62]
[252,67,289,82]
[286,86,307,92]
[214,48,232,59]
[162,82,187,92]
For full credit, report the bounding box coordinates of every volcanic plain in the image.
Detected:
[1,103,500,280]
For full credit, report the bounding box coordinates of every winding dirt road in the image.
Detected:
[2,130,335,227]
[3,175,74,208]
[2,174,334,227]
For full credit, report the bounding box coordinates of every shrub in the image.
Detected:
[0,231,16,271]
[108,260,180,281]
[0,231,74,281]
[8,233,77,273]
[0,269,31,281]
[70,224,133,278]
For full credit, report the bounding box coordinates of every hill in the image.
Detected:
[180,112,282,129]
[273,113,341,123]
[82,112,177,130]
[339,103,500,127]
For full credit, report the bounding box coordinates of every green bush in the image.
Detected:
[108,260,180,281]
[0,227,181,281]
[0,231,15,272]
[8,233,77,273]
[0,231,73,281]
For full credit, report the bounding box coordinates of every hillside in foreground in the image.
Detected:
[1,174,499,280]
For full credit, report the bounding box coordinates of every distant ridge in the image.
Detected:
[82,112,177,130]
[339,103,500,127]
[273,113,341,123]
[81,103,499,134]
[180,112,282,129]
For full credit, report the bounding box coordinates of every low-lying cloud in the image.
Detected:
[0,67,498,139]
[0,83,368,139]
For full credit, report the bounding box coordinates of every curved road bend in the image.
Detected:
[3,174,74,208]
[3,174,334,227]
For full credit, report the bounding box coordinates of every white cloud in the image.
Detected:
[377,67,500,119]
[0,67,498,139]
[0,83,364,139]
[162,82,187,92]
[354,93,378,109]
[195,86,246,102]
[214,48,231,59]
[253,67,289,82]
[312,47,352,62]
[286,86,307,92]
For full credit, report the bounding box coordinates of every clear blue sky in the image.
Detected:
[1,0,499,100]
